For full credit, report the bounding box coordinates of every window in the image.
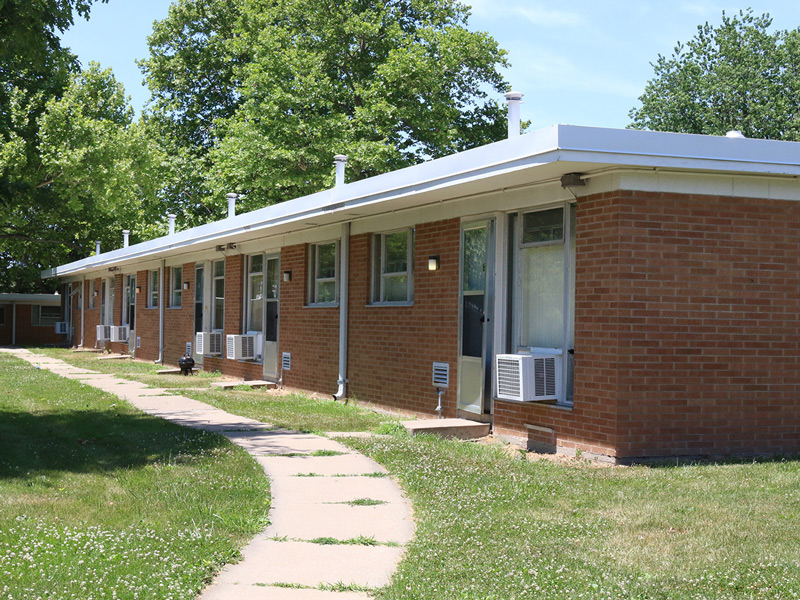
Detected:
[33,305,61,326]
[88,280,96,310]
[170,266,182,307]
[516,205,576,404]
[308,241,338,304]
[0,306,6,326]
[247,255,264,332]
[147,270,159,308]
[372,229,413,303]
[212,260,224,331]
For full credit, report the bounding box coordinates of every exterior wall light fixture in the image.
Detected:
[283,271,292,282]
[183,281,190,290]
[428,256,440,271]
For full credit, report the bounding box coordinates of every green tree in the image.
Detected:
[1,64,162,292]
[141,0,510,215]
[629,9,800,140]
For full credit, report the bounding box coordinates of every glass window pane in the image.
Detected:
[384,232,407,274]
[249,298,263,332]
[316,280,335,303]
[463,227,487,292]
[372,237,382,301]
[317,243,336,279]
[214,260,224,277]
[266,258,279,299]
[461,295,484,357]
[521,244,564,348]
[194,267,204,303]
[383,275,408,302]
[249,255,263,274]
[523,208,564,244]
[265,301,278,342]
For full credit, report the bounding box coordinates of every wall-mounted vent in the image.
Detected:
[55,322,69,335]
[496,353,560,401]
[282,352,291,371]
[110,326,129,343]
[432,362,450,388]
[227,334,257,360]
[196,332,222,356]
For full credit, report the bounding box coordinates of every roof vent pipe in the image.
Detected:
[95,241,101,255]
[123,230,130,248]
[167,214,176,236]
[726,130,746,139]
[333,155,348,187]
[226,193,238,218]
[505,91,524,138]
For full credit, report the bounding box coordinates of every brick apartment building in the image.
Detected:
[44,122,800,462]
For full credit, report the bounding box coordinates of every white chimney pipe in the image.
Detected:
[333,155,348,187]
[123,230,130,248]
[168,214,176,236]
[95,241,101,255]
[227,193,238,218]
[505,91,524,138]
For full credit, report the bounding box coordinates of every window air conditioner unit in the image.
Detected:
[96,325,111,341]
[227,334,257,360]
[55,322,69,335]
[495,353,561,402]
[196,331,223,356]
[110,325,129,343]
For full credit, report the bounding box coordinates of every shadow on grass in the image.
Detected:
[0,408,225,480]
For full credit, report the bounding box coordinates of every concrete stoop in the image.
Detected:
[402,417,490,440]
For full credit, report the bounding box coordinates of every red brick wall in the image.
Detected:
[0,304,67,346]
[135,270,160,361]
[277,243,340,392]
[497,190,800,459]
[82,278,102,348]
[347,219,461,416]
[162,262,197,367]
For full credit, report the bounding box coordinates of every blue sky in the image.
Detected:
[61,0,800,130]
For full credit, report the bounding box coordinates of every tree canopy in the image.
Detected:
[141,0,511,215]
[629,10,800,140]
[0,1,163,292]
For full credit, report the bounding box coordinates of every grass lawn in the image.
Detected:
[20,346,800,599]
[34,347,397,433]
[344,434,800,600]
[0,351,270,600]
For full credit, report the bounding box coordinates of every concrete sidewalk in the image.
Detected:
[2,348,415,599]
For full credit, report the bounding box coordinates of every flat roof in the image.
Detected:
[44,124,800,279]
[0,294,61,305]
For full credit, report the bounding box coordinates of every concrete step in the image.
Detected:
[156,367,199,375]
[402,418,490,440]
[210,380,276,389]
[97,354,132,360]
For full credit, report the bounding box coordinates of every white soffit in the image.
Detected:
[45,124,800,278]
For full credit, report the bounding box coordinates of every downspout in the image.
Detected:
[156,260,165,363]
[80,276,85,348]
[334,221,350,400]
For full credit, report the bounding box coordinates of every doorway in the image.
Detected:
[457,220,495,417]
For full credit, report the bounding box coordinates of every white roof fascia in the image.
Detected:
[0,293,61,305]
[44,124,800,279]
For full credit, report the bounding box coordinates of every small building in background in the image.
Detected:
[0,293,68,347]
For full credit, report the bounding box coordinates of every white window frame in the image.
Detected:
[212,260,225,332]
[32,305,61,327]
[246,254,264,333]
[308,241,339,306]
[371,228,414,304]
[169,266,183,308]
[88,280,96,310]
[147,269,159,309]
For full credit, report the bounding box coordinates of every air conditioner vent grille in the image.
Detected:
[495,353,560,402]
[282,352,291,371]
[432,362,449,388]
